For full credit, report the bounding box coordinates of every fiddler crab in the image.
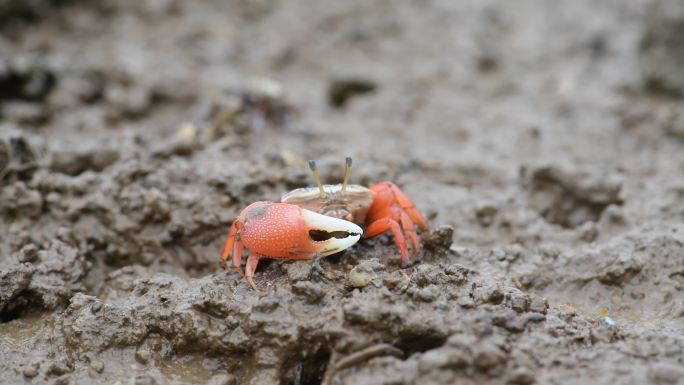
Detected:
[220,157,428,290]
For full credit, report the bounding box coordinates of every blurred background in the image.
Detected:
[2,0,684,384]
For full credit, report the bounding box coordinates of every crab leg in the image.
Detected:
[365,217,410,267]
[220,221,241,271]
[233,234,244,275]
[245,253,262,291]
[370,182,428,231]
[399,210,420,259]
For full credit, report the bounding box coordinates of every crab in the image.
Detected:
[220,157,428,290]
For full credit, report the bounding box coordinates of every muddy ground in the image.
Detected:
[2,0,684,384]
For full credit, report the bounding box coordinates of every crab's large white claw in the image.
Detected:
[301,208,362,256]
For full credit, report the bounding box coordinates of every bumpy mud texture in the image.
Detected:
[2,1,684,384]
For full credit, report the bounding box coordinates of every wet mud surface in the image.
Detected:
[2,0,684,384]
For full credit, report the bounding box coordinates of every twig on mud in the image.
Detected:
[322,343,404,385]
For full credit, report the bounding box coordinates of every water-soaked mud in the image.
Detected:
[2,0,684,384]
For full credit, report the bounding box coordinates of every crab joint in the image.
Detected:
[309,160,326,198]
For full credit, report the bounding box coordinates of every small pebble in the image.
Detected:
[135,350,151,365]
[90,361,104,373]
[418,350,450,373]
[347,265,376,288]
[528,294,548,314]
[46,361,72,377]
[23,362,40,378]
[91,302,103,314]
[207,373,237,385]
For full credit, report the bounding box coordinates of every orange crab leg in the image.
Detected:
[368,205,421,260]
[220,221,240,270]
[365,217,410,267]
[245,253,262,291]
[233,235,244,274]
[399,210,420,259]
[369,182,428,231]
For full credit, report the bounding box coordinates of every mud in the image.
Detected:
[2,0,684,384]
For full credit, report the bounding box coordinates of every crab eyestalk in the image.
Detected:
[309,160,326,198]
[341,156,352,195]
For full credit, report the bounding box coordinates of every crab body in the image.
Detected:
[220,159,428,290]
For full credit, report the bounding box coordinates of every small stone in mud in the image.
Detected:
[90,361,104,374]
[46,360,72,377]
[90,301,103,314]
[473,283,504,305]
[207,374,237,385]
[135,349,151,365]
[418,349,451,373]
[475,204,499,226]
[291,281,326,303]
[347,263,378,289]
[22,361,40,378]
[17,243,39,263]
[509,292,530,313]
[528,294,549,314]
